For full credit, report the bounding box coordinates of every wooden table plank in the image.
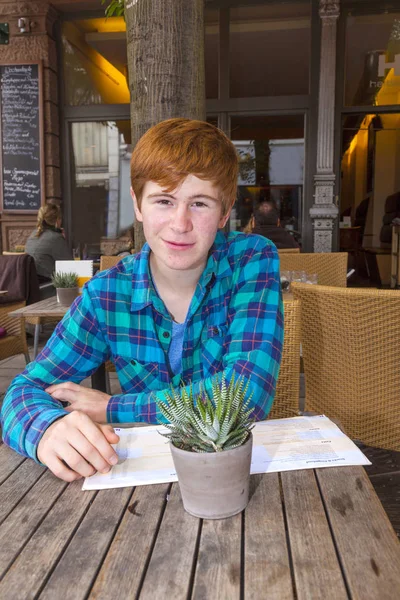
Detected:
[0,444,25,485]
[40,486,133,600]
[0,470,67,579]
[140,483,200,599]
[89,483,170,599]
[317,466,400,600]
[8,297,67,319]
[281,469,348,600]
[244,473,294,600]
[0,459,45,525]
[192,511,242,599]
[0,481,96,599]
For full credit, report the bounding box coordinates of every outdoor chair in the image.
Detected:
[99,255,123,271]
[268,298,301,420]
[278,247,300,254]
[0,301,30,363]
[279,252,348,287]
[292,282,400,451]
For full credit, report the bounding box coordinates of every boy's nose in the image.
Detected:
[171,206,193,232]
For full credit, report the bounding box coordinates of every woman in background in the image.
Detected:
[25,203,72,282]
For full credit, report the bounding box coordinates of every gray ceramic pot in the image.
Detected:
[170,433,253,519]
[56,287,79,305]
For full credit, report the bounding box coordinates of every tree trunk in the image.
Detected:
[125,0,206,250]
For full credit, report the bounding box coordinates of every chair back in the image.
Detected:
[278,247,300,254]
[279,252,348,287]
[100,255,123,272]
[269,298,301,420]
[0,254,40,305]
[292,283,400,451]
[0,301,29,362]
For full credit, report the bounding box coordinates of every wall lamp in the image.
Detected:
[17,18,34,34]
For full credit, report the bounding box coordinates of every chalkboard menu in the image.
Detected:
[0,63,44,212]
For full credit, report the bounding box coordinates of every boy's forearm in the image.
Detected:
[107,356,279,425]
[1,381,68,461]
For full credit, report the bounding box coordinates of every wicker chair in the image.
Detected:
[268,298,301,420]
[279,252,348,287]
[100,255,123,272]
[0,301,30,363]
[292,282,400,451]
[278,247,300,254]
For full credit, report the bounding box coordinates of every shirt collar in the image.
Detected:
[130,230,232,313]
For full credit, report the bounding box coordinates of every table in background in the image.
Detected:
[7,297,106,391]
[0,291,7,295]
[391,224,400,289]
[0,444,399,599]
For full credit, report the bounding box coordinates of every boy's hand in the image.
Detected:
[37,411,119,482]
[45,382,110,423]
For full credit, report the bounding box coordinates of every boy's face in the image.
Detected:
[132,174,230,276]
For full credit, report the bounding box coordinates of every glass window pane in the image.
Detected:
[205,9,219,99]
[63,18,129,106]
[230,114,304,246]
[345,12,400,106]
[341,113,400,248]
[229,3,311,98]
[70,121,134,257]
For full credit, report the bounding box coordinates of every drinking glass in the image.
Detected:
[280,270,291,292]
[306,273,318,285]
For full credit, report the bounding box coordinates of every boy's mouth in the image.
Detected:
[164,240,195,249]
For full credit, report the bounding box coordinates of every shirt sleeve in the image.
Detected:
[0,286,110,461]
[107,242,284,424]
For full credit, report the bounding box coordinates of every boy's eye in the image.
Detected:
[192,201,207,208]
[156,199,172,205]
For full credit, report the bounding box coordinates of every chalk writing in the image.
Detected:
[1,64,42,210]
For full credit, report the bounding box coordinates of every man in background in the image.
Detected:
[251,200,299,249]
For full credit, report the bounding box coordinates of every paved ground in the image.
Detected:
[1,334,399,539]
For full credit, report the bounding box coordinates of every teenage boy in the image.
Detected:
[1,118,283,482]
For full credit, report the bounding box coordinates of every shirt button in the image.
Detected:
[163,331,170,338]
[212,326,219,335]
[130,359,136,366]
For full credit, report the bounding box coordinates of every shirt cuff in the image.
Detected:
[25,408,69,463]
[107,393,162,424]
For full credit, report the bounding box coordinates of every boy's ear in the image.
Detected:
[131,187,143,223]
[219,208,231,229]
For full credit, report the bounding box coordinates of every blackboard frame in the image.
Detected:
[0,60,45,214]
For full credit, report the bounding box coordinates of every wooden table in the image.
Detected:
[7,297,106,391]
[0,444,399,599]
[0,291,8,295]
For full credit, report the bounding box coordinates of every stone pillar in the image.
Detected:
[311,0,340,252]
[0,1,60,251]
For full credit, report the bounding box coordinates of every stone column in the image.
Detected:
[311,0,340,252]
[0,1,60,251]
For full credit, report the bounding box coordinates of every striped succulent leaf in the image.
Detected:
[156,373,254,452]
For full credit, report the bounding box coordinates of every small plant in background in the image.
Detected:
[51,272,79,289]
[101,0,125,18]
[157,374,254,453]
[13,245,25,253]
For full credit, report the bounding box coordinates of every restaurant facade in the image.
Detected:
[0,0,399,257]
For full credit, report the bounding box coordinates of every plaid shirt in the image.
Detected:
[1,231,284,461]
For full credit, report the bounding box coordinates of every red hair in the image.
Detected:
[130,118,239,215]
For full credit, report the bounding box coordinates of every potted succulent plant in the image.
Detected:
[157,375,254,519]
[51,272,79,305]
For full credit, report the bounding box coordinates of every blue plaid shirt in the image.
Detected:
[1,231,283,461]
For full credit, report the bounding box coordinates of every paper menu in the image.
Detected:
[55,260,93,292]
[82,415,371,491]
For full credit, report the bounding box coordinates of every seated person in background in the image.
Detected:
[1,118,283,482]
[251,201,299,249]
[25,203,72,282]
